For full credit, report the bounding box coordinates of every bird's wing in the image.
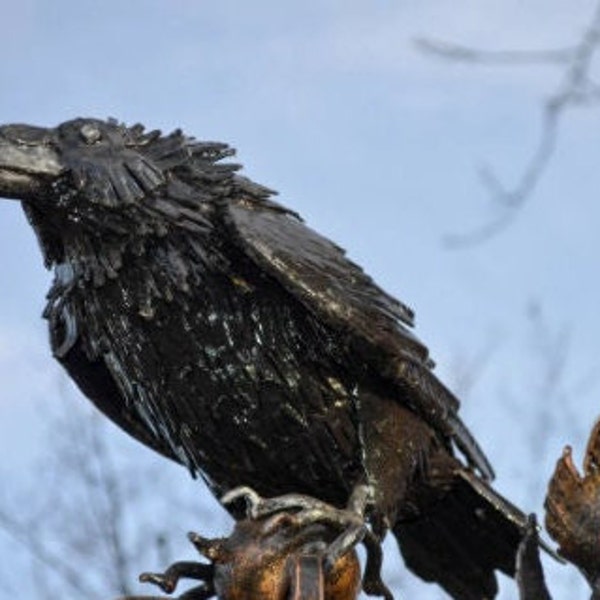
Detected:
[223,196,494,480]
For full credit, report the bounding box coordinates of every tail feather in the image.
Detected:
[393,470,527,600]
[447,414,495,482]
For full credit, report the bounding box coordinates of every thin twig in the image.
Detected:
[415,37,576,65]
[417,1,600,247]
[443,102,559,247]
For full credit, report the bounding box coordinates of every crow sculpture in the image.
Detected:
[0,118,529,599]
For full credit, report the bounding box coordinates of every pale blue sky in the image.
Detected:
[0,1,599,597]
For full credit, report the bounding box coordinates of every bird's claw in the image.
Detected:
[124,511,364,600]
[222,484,371,526]
[223,485,366,539]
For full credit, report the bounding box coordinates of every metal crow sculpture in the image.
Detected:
[0,117,529,599]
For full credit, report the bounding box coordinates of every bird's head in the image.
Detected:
[0,118,170,204]
[0,117,240,268]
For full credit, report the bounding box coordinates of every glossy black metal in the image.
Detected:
[0,118,530,598]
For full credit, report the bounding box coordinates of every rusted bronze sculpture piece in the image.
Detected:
[545,419,600,597]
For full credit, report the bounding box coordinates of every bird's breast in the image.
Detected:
[62,251,366,504]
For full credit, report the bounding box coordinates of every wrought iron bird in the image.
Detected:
[0,118,530,599]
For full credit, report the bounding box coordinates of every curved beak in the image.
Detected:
[0,124,63,200]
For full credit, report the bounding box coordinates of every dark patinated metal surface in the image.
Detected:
[0,118,532,598]
[515,515,552,600]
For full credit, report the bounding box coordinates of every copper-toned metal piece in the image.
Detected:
[545,419,600,591]
[128,514,361,600]
[215,517,361,600]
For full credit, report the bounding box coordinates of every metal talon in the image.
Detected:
[187,532,225,561]
[139,571,176,593]
[221,485,263,517]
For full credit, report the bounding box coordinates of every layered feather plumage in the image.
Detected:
[1,117,528,599]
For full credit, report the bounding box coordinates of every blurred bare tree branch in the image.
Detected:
[0,508,101,598]
[447,337,499,400]
[415,38,575,66]
[417,1,600,247]
[0,392,206,599]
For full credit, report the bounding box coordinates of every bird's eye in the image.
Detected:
[80,124,102,145]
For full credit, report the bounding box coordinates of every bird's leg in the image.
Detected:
[360,532,390,600]
[222,485,393,600]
